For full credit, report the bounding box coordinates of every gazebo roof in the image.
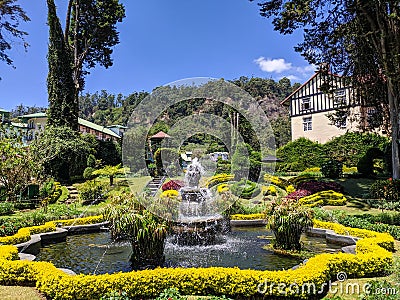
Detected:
[150,131,171,139]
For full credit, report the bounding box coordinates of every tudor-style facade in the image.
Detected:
[282,70,380,143]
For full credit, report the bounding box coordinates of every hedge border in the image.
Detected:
[0,217,394,299]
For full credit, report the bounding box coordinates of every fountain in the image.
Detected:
[171,158,228,246]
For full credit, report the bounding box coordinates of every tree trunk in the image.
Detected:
[388,84,400,179]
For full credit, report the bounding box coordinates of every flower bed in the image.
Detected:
[298,190,347,207]
[231,213,266,220]
[0,217,393,299]
[206,174,234,188]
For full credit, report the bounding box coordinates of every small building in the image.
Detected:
[209,152,229,162]
[18,112,121,143]
[107,125,128,137]
[0,108,10,124]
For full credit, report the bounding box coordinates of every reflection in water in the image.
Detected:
[35,227,340,275]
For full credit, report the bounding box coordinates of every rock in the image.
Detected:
[18,253,36,261]
[341,245,356,254]
[58,268,77,275]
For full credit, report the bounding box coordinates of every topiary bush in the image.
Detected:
[321,159,343,179]
[230,179,260,199]
[276,138,325,172]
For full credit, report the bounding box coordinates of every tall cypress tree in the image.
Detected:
[46,0,78,130]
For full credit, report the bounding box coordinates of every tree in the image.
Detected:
[253,0,400,178]
[64,0,125,103]
[92,164,125,186]
[47,0,77,130]
[0,0,30,67]
[0,137,38,202]
[31,126,93,182]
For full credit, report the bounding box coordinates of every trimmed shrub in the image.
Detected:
[206,174,234,188]
[230,179,260,199]
[321,159,343,179]
[276,138,325,172]
[0,219,393,299]
[263,174,289,189]
[231,213,265,220]
[299,190,347,207]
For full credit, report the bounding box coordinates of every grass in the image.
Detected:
[0,286,45,300]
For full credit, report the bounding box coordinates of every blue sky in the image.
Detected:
[0,0,315,111]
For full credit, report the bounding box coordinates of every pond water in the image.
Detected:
[35,227,341,275]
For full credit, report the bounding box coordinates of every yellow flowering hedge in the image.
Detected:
[0,218,393,299]
[299,190,347,207]
[160,190,179,199]
[0,222,56,245]
[205,174,234,187]
[54,215,104,226]
[231,213,266,220]
[264,174,289,189]
[217,184,229,193]
[0,216,104,245]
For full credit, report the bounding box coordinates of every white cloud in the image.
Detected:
[283,75,300,81]
[254,57,292,73]
[254,57,316,82]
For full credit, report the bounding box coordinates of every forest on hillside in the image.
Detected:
[10,76,299,147]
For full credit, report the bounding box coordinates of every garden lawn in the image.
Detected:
[0,285,45,300]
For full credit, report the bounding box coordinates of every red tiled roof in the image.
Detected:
[150,131,171,139]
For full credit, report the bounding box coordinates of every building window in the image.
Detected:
[333,90,346,107]
[303,117,312,131]
[301,97,312,111]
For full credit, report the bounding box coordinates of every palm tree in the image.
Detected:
[103,195,169,269]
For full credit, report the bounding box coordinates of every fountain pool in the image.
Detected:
[34,227,342,275]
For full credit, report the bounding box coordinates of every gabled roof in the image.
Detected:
[150,131,171,139]
[18,112,47,119]
[78,118,120,139]
[281,71,344,106]
[17,112,120,139]
[107,125,127,129]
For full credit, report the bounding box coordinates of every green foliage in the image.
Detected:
[96,140,122,166]
[276,138,325,172]
[0,203,14,216]
[155,288,183,300]
[66,0,125,96]
[0,0,30,67]
[103,194,168,269]
[227,200,265,215]
[0,136,39,201]
[323,132,388,166]
[46,0,77,130]
[31,126,93,182]
[83,167,97,180]
[340,215,400,240]
[87,154,96,168]
[77,180,108,204]
[369,179,400,210]
[154,148,180,176]
[231,143,250,180]
[266,198,314,250]
[100,291,130,300]
[357,147,385,177]
[230,179,260,199]
[321,159,343,179]
[92,164,125,186]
